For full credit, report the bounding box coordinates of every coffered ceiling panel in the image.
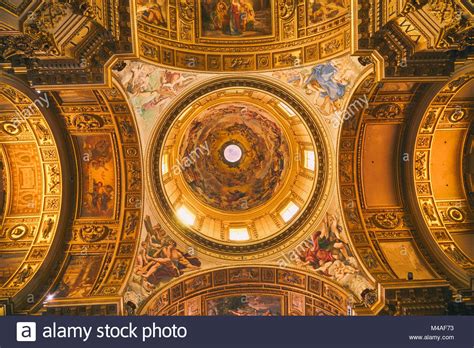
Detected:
[0,74,73,312]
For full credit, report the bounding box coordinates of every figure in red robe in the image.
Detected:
[229,0,241,35]
[299,230,335,267]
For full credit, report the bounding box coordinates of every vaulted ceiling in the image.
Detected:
[0,0,472,316]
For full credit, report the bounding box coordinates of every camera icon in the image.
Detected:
[16,322,37,342]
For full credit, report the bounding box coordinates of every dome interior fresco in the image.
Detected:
[178,102,291,212]
[0,0,473,318]
[148,79,333,256]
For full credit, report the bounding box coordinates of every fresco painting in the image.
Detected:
[116,61,198,121]
[201,0,272,38]
[76,135,116,218]
[119,58,372,310]
[206,294,282,316]
[272,55,363,117]
[180,103,289,211]
[137,0,168,28]
[52,255,103,298]
[289,292,305,315]
[307,0,348,25]
[293,212,373,299]
[130,215,201,295]
[0,253,25,286]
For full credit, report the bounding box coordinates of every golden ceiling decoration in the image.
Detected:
[0,76,144,314]
[178,101,291,211]
[0,0,472,317]
[353,0,474,81]
[0,0,138,88]
[408,68,473,286]
[139,266,351,316]
[337,63,473,306]
[149,76,334,259]
[40,82,144,315]
[0,74,71,311]
[337,73,440,285]
[137,0,351,72]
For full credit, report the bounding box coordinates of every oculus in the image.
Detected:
[222,143,243,164]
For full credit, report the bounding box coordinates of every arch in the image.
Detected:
[402,63,474,289]
[0,73,75,313]
[138,265,354,316]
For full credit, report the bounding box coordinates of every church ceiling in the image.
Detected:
[409,70,473,286]
[136,0,351,72]
[0,75,144,314]
[0,0,472,317]
[178,101,290,212]
[338,75,435,284]
[139,266,352,316]
[337,63,474,312]
[148,77,332,257]
[119,56,378,313]
[40,84,144,314]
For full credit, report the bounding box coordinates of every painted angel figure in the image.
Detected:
[298,213,352,268]
[135,216,201,290]
[303,62,347,115]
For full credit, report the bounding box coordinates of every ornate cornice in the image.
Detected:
[0,0,138,88]
[352,0,473,81]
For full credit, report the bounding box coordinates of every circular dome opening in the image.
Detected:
[223,144,242,164]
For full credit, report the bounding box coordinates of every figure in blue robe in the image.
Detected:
[305,62,346,100]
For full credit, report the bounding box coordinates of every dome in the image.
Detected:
[149,76,333,258]
[179,102,290,212]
